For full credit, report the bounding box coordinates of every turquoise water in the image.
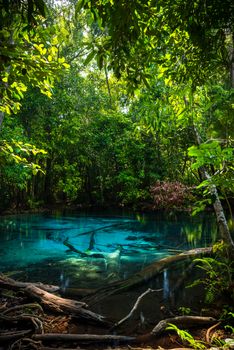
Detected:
[0,211,218,289]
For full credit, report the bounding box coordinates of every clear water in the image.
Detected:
[0,211,218,290]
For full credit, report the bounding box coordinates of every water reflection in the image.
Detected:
[0,211,218,289]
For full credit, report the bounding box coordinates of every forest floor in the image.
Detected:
[0,273,233,350]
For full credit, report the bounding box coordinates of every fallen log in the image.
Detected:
[84,247,212,304]
[151,315,217,336]
[24,285,107,324]
[135,315,217,345]
[0,273,59,293]
[33,333,136,343]
[0,274,107,325]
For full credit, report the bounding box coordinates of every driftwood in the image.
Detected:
[24,285,106,324]
[151,315,217,336]
[0,274,107,325]
[33,333,136,343]
[0,273,59,293]
[84,247,212,304]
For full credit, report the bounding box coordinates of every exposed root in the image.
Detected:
[205,321,221,343]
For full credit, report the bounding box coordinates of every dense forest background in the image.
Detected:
[0,0,233,216]
[0,2,234,347]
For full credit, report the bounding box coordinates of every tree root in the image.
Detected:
[0,313,44,334]
[205,321,221,343]
[2,303,44,315]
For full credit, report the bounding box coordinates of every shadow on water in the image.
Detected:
[0,210,218,324]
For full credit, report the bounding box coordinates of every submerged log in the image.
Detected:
[74,222,129,237]
[84,247,212,304]
[63,238,90,257]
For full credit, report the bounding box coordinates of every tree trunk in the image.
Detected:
[193,127,234,252]
[0,111,4,129]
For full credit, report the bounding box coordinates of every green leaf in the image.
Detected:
[84,50,96,65]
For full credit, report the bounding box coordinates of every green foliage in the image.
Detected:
[0,0,70,115]
[190,242,234,303]
[188,140,234,215]
[178,307,192,316]
[76,0,233,88]
[166,323,206,349]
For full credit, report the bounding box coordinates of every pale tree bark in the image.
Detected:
[193,126,234,252]
[0,111,4,129]
[230,32,234,88]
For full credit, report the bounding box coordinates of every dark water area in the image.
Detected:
[0,210,219,325]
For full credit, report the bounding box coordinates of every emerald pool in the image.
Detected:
[0,211,218,292]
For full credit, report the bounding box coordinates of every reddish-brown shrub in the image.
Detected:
[151,181,193,209]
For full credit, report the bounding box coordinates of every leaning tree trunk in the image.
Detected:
[0,111,4,129]
[193,126,234,253]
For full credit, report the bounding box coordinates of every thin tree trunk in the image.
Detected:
[193,126,234,252]
[0,111,4,129]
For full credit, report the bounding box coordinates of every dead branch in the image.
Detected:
[151,316,217,336]
[33,333,136,343]
[112,288,162,329]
